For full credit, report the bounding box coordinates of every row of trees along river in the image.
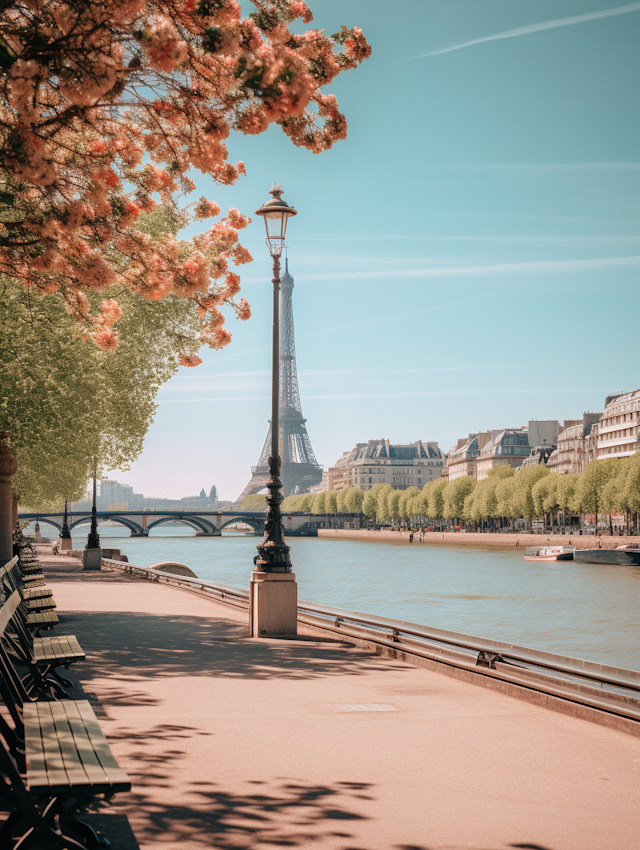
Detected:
[273,455,640,531]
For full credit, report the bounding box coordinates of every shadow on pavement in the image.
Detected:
[59,610,406,687]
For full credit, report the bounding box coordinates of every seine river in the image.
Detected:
[41,524,640,671]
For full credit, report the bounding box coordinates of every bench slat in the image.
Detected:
[23,587,53,600]
[26,598,56,611]
[74,701,130,787]
[61,701,111,786]
[23,704,50,789]
[26,610,59,626]
[49,701,93,788]
[34,702,71,789]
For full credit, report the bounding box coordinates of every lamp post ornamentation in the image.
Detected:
[61,500,71,540]
[86,472,100,550]
[253,184,297,574]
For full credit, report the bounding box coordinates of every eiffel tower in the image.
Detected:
[236,258,323,505]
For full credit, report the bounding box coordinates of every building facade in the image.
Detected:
[546,413,601,475]
[446,432,493,480]
[597,390,640,459]
[325,439,444,492]
[449,421,559,481]
[475,429,532,480]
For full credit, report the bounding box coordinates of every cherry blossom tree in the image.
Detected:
[0,0,370,356]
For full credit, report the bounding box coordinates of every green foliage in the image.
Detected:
[510,465,549,521]
[239,494,267,512]
[424,477,447,518]
[278,455,640,528]
[311,491,326,514]
[443,476,476,519]
[0,275,199,510]
[574,458,619,515]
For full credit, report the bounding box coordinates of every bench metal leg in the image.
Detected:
[68,817,110,848]
[52,666,74,689]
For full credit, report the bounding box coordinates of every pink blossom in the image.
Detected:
[179,353,203,367]
[144,16,188,72]
[236,298,251,320]
[226,208,250,230]
[194,197,222,220]
[92,329,120,351]
[99,299,123,327]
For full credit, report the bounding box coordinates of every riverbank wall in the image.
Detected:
[318,528,639,550]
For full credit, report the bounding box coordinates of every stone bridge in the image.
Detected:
[18,510,318,538]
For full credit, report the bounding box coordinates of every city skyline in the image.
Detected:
[104,0,639,500]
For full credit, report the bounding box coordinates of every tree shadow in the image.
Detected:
[57,611,406,692]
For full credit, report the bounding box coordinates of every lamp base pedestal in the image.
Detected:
[249,570,297,637]
[60,538,72,551]
[83,548,102,571]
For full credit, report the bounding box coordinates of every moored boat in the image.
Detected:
[573,545,640,566]
[523,545,575,562]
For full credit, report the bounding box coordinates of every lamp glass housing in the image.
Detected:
[256,184,297,257]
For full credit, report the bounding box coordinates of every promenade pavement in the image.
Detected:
[20,553,640,850]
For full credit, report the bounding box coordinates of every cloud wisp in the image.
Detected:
[293,255,640,284]
[157,388,609,405]
[406,2,640,61]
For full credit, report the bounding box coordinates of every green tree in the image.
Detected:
[299,493,315,512]
[1,275,198,510]
[400,487,420,522]
[388,490,402,522]
[362,490,377,518]
[424,478,447,520]
[575,459,620,530]
[511,466,549,524]
[311,492,326,515]
[239,494,267,512]
[376,484,393,524]
[326,492,338,514]
[443,477,476,522]
[346,488,365,514]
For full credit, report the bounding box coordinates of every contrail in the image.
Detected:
[405,2,640,61]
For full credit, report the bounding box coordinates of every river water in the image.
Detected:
[36,524,640,671]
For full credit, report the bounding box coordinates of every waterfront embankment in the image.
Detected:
[15,544,640,850]
[319,527,639,550]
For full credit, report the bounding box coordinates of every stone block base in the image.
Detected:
[60,538,72,551]
[83,547,102,571]
[249,570,297,637]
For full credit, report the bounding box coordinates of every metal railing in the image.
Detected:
[101,558,640,727]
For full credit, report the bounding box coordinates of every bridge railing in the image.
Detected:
[100,558,640,734]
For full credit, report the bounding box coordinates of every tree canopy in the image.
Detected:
[278,455,640,528]
[0,0,370,354]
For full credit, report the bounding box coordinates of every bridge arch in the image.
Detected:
[27,517,62,534]
[146,515,217,535]
[69,515,145,536]
[219,515,264,533]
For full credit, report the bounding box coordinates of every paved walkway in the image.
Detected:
[25,554,640,849]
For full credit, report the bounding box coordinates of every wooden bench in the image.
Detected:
[1,560,56,611]
[1,589,84,698]
[0,594,130,848]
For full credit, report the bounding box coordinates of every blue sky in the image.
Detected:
[107,0,640,500]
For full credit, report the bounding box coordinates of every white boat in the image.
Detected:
[523,545,575,562]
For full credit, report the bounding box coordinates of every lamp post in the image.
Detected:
[83,470,101,570]
[249,184,298,636]
[60,499,72,551]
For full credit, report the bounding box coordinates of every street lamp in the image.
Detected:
[253,184,297,574]
[60,499,72,551]
[83,469,101,570]
[249,184,298,637]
